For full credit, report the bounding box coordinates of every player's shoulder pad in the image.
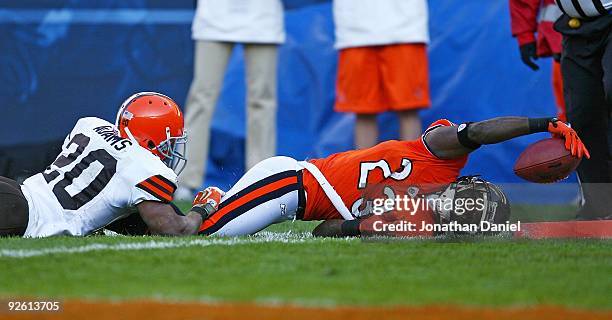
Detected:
[420,119,459,158]
[126,144,178,203]
[74,117,113,131]
[428,119,456,129]
[423,119,456,136]
[136,174,177,203]
[65,117,113,143]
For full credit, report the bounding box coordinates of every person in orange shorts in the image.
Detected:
[192,116,588,238]
[333,0,431,149]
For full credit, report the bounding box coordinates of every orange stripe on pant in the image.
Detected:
[199,176,298,232]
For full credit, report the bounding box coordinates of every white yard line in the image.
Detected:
[0,232,325,259]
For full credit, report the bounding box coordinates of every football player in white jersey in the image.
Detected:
[0,92,214,237]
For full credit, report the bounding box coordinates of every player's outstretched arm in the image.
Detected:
[424,117,589,159]
[312,220,345,237]
[313,218,408,238]
[137,201,202,236]
[313,219,362,237]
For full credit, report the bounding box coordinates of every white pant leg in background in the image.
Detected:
[180,41,234,190]
[200,156,304,236]
[244,44,279,170]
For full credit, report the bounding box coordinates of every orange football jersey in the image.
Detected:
[301,119,469,220]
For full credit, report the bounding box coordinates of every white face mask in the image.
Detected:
[157,127,188,175]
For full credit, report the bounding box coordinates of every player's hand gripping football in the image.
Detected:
[547,119,590,159]
[191,187,225,220]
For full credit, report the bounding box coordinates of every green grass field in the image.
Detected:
[0,203,610,311]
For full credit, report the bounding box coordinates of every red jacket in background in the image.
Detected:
[510,0,562,57]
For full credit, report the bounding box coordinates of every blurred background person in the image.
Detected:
[333,0,430,149]
[177,0,285,199]
[554,0,612,219]
[509,0,566,121]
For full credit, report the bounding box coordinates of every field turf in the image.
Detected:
[0,203,610,311]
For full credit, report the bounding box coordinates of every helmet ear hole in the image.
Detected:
[147,140,156,149]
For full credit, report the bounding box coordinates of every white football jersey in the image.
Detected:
[21,117,178,237]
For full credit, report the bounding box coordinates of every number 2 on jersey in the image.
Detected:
[351,158,413,217]
[43,133,117,210]
[357,158,413,189]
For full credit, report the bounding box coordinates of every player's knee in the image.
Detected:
[248,97,276,112]
[247,86,275,110]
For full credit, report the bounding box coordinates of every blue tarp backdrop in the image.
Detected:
[0,0,578,202]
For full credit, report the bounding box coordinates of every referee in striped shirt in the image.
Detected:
[554,0,612,219]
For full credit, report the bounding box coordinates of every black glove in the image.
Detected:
[519,42,539,71]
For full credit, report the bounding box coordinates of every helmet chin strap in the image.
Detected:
[123,127,139,145]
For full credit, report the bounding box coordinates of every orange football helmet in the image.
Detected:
[115,92,187,174]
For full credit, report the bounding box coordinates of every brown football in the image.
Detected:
[513,138,581,183]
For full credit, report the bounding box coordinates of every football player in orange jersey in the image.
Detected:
[195,116,588,238]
